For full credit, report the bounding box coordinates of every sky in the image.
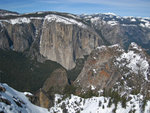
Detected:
[0,0,150,17]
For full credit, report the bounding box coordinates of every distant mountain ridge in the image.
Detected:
[0,9,150,69]
[0,9,18,16]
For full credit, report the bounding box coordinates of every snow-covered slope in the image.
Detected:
[0,83,49,113]
[81,13,150,28]
[45,14,86,28]
[0,12,86,28]
[50,94,150,113]
[1,82,150,113]
[115,42,150,82]
[0,9,18,16]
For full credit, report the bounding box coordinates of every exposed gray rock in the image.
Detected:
[39,21,102,69]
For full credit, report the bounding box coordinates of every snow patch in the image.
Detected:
[103,12,117,16]
[92,69,97,74]
[90,17,100,23]
[45,14,86,28]
[107,21,118,26]
[30,17,43,20]
[24,92,33,96]
[93,57,96,60]
[121,24,137,27]
[130,42,142,51]
[140,19,150,28]
[91,85,96,90]
[0,13,18,16]
[9,17,31,25]
[96,45,106,50]
[131,18,136,22]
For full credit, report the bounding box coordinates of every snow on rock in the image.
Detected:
[115,43,150,81]
[96,44,123,52]
[24,92,33,96]
[0,13,18,16]
[90,17,100,23]
[45,14,86,28]
[93,57,96,60]
[50,94,112,113]
[96,45,107,51]
[121,24,137,27]
[131,18,136,22]
[30,17,43,20]
[0,14,86,28]
[107,21,118,26]
[92,69,97,74]
[140,19,150,28]
[103,12,117,16]
[0,83,49,113]
[0,82,150,113]
[67,14,80,19]
[91,85,96,90]
[9,17,31,25]
[130,42,142,51]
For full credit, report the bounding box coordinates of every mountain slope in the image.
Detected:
[0,9,18,17]
[1,83,150,113]
[50,94,150,113]
[0,10,150,113]
[81,13,150,54]
[74,43,150,97]
[0,83,49,113]
[0,10,150,70]
[0,11,103,70]
[0,49,63,92]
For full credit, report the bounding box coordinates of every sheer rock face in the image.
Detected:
[39,21,102,70]
[0,14,103,70]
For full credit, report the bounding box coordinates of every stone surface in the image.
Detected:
[42,68,68,94]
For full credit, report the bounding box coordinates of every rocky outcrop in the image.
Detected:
[42,68,68,94]
[33,68,68,108]
[74,45,123,93]
[74,43,150,96]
